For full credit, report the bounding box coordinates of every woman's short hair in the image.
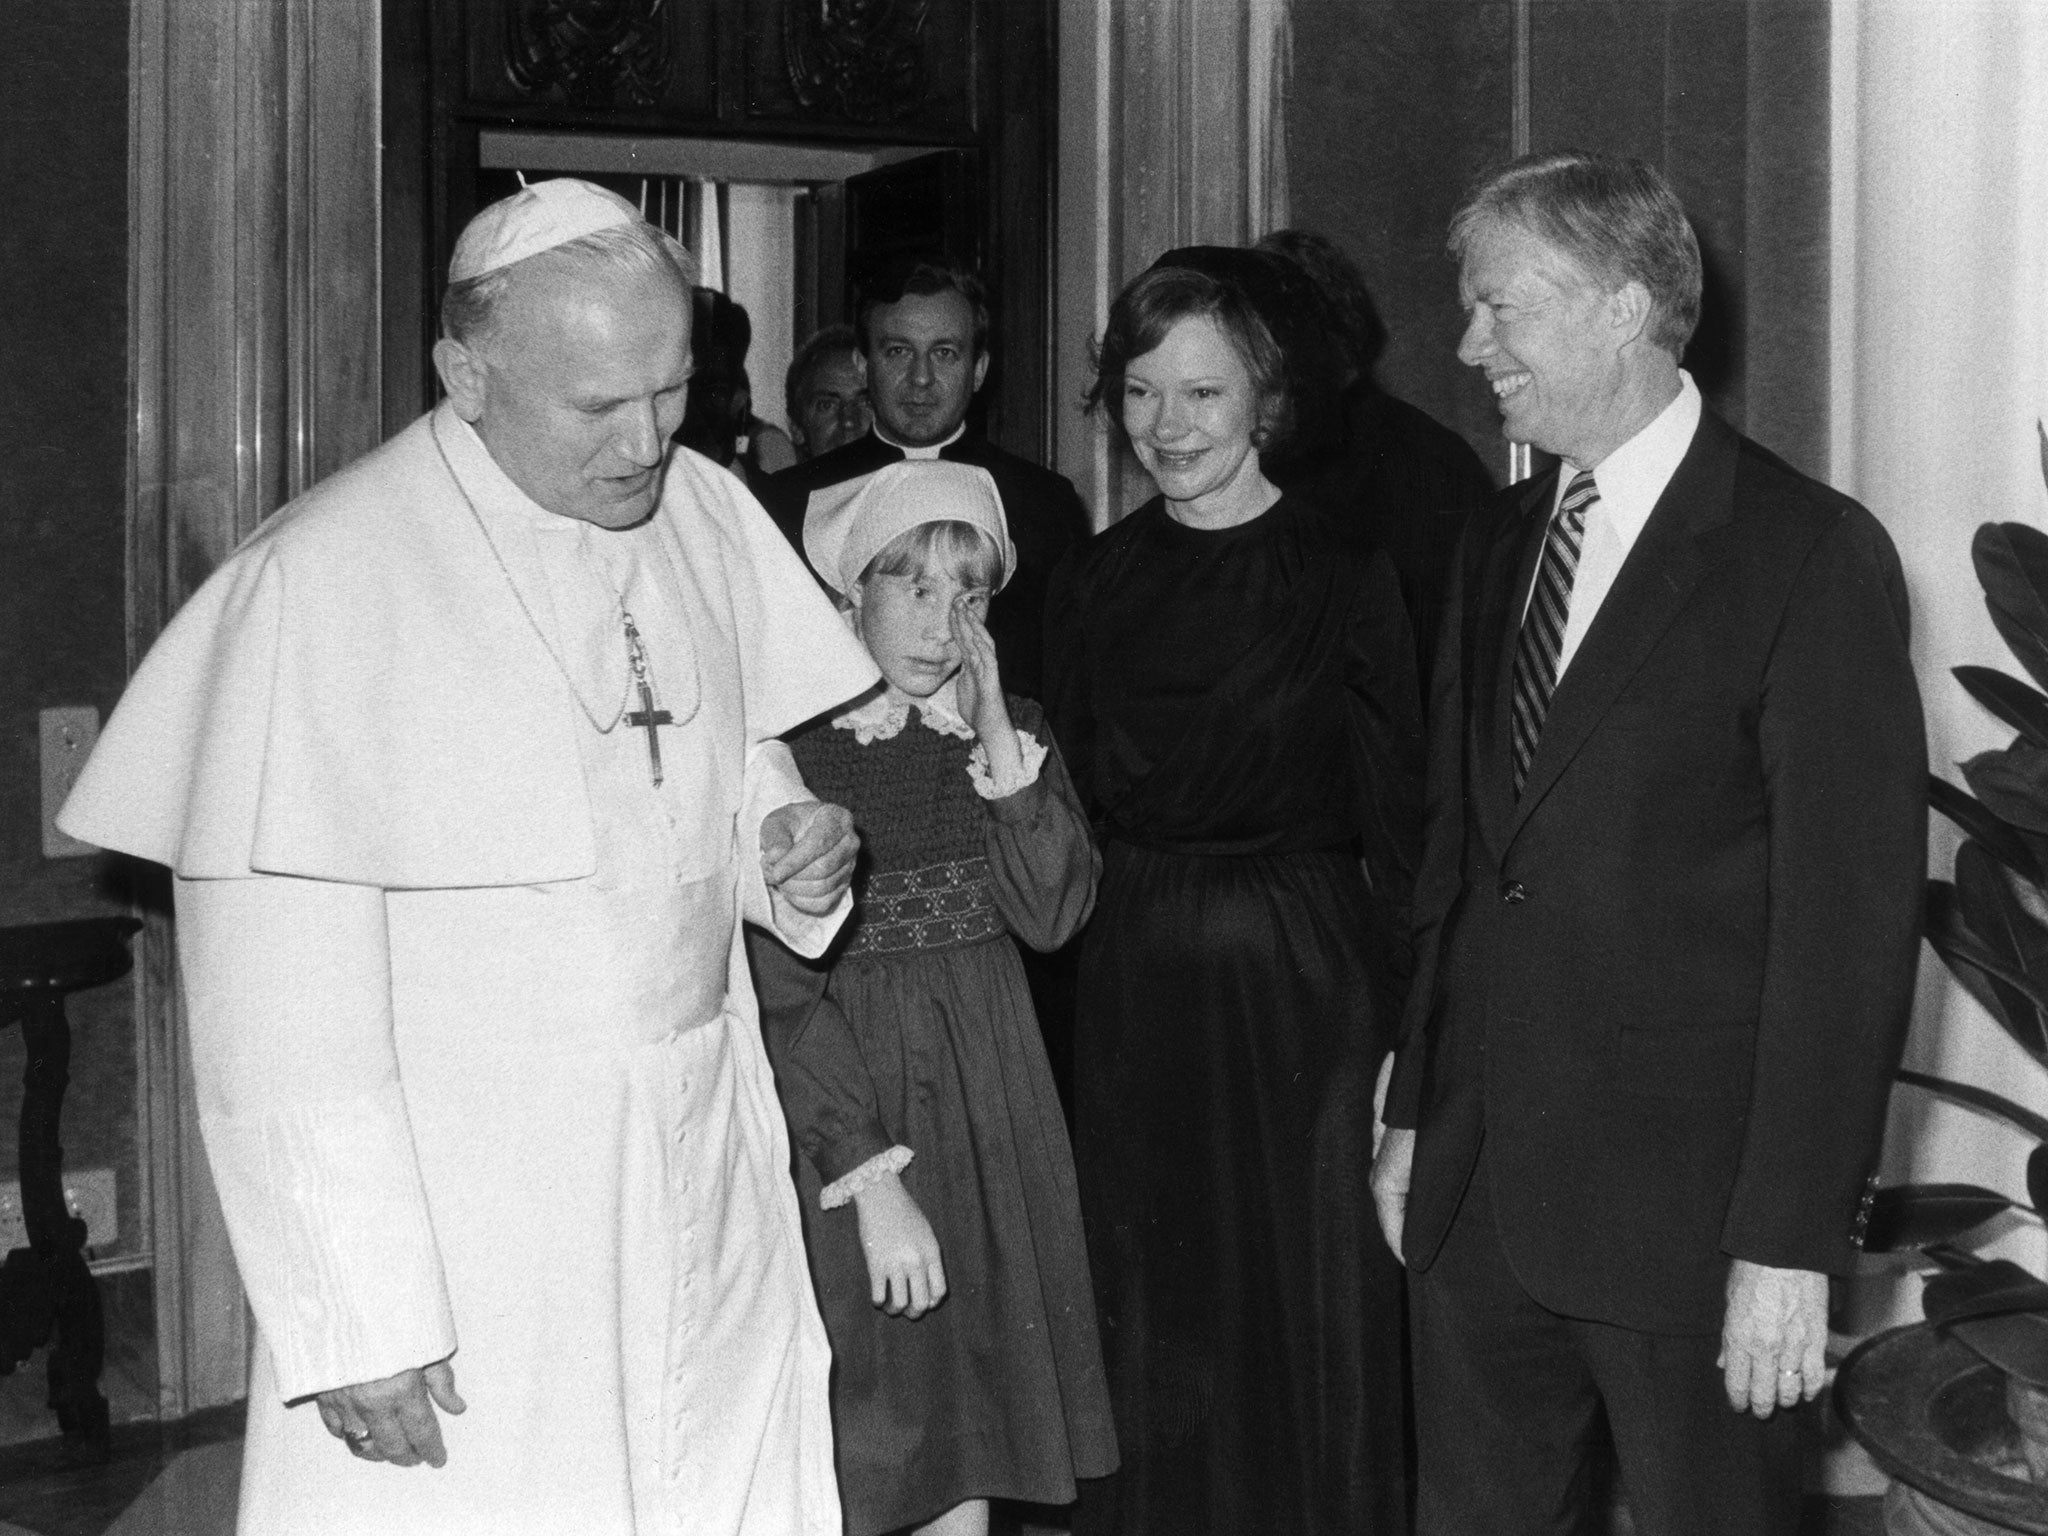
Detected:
[858,519,1004,593]
[1448,150,1702,357]
[1084,265,1293,453]
[1256,228,1387,381]
[440,220,699,355]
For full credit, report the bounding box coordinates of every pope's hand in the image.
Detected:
[315,1360,465,1467]
[761,800,859,916]
[1719,1259,1828,1418]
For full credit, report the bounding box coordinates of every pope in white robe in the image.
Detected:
[58,180,878,1535]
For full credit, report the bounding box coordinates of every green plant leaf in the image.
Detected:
[1930,774,2047,884]
[1962,744,2048,835]
[1953,1311,2048,1388]
[1927,1257,2048,1324]
[1955,665,2048,749]
[1927,1243,1984,1272]
[1899,1069,2048,1143]
[2030,1144,2048,1219]
[1926,879,2048,1060]
[1953,842,2048,1061]
[1976,523,2048,698]
[1861,1183,2015,1251]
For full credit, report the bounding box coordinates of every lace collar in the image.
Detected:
[830,677,976,745]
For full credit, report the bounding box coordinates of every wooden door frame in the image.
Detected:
[384,0,1059,464]
[128,0,384,1418]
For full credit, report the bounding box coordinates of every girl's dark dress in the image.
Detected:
[1047,493,1424,1536]
[750,693,1118,1536]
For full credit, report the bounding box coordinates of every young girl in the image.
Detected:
[750,460,1117,1536]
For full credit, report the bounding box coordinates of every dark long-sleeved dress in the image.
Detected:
[750,693,1118,1535]
[1047,492,1425,1536]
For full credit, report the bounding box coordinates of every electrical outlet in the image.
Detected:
[0,1168,117,1252]
[39,705,100,858]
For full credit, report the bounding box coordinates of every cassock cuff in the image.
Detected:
[819,1146,914,1210]
[968,726,1049,804]
[742,738,853,958]
[202,1091,458,1403]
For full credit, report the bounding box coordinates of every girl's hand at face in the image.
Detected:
[949,596,1013,745]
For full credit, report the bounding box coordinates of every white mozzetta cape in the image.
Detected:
[61,405,879,1535]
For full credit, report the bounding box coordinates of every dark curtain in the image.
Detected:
[1287,0,1832,481]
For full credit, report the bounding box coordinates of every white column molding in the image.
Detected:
[1054,0,1292,526]
[1828,0,2048,1490]
[129,0,383,1415]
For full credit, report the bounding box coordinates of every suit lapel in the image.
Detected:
[1471,469,1558,854]
[1505,409,1741,838]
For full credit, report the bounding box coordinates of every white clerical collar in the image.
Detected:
[432,401,680,733]
[1558,370,1701,538]
[874,421,966,460]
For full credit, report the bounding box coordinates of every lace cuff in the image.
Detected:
[820,1145,914,1210]
[967,727,1048,801]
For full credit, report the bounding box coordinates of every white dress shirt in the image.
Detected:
[1536,370,1703,682]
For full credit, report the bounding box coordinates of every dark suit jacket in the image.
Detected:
[1383,406,1926,1335]
[758,431,1091,702]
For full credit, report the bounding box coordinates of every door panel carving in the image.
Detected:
[507,0,674,109]
[464,0,714,117]
[743,0,972,133]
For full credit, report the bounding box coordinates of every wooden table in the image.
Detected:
[0,916,139,1464]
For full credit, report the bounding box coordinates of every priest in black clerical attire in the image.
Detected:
[758,258,1091,704]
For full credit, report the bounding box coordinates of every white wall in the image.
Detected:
[1053,0,1292,529]
[721,183,799,434]
[1830,0,2048,1490]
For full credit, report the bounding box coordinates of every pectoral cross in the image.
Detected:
[621,610,673,787]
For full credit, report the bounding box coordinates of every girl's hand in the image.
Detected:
[851,1171,948,1318]
[949,598,1013,745]
[950,600,1023,790]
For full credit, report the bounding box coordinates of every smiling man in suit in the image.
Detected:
[1369,151,1927,1535]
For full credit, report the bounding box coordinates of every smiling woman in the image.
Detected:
[1050,253,1425,1536]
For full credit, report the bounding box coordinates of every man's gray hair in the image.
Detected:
[440,220,700,353]
[1449,150,1703,358]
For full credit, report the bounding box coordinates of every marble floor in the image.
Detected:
[0,1406,241,1536]
[0,1420,1891,1536]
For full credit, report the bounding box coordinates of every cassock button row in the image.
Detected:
[1499,880,1527,904]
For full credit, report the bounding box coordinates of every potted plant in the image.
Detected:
[1838,482,2048,1531]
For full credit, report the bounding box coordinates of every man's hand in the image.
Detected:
[851,1171,948,1318]
[1369,1125,1415,1264]
[315,1360,465,1467]
[761,800,858,916]
[1718,1259,1828,1418]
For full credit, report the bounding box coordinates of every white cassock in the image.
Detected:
[59,402,878,1535]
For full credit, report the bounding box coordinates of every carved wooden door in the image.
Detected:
[387,0,1056,460]
[844,150,980,292]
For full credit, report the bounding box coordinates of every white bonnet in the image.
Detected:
[803,461,1015,596]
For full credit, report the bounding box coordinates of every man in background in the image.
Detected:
[760,258,1090,702]
[785,323,870,461]
[60,178,876,1535]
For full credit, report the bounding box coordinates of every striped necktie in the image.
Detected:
[1510,470,1598,797]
